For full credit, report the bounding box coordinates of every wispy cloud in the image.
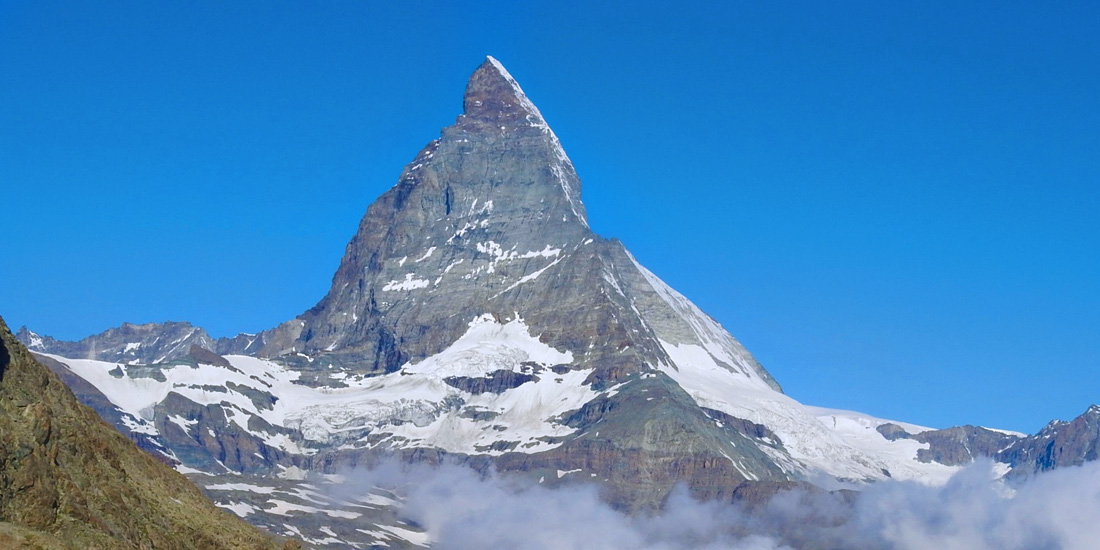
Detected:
[337,459,1100,550]
[852,460,1100,550]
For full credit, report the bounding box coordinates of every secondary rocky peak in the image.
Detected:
[462,56,547,127]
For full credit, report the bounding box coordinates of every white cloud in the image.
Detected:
[855,460,1100,550]
[334,459,1100,550]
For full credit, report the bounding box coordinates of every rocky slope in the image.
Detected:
[0,315,287,549]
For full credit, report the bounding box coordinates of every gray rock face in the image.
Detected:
[876,423,1020,466]
[1001,405,1100,479]
[225,57,779,394]
[492,373,790,513]
[151,391,291,475]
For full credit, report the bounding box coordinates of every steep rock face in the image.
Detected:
[0,315,282,549]
[1001,405,1100,479]
[226,57,779,394]
[219,58,798,506]
[152,391,293,475]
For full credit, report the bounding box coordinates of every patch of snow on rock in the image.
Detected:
[382,274,430,292]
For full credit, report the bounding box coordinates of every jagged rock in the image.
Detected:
[877,408,1100,477]
[493,373,789,513]
[911,426,1019,466]
[875,422,911,441]
[876,423,1020,466]
[1001,405,1100,479]
[153,392,289,475]
[17,321,214,365]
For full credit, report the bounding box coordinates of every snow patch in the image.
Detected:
[980,426,1028,438]
[26,331,44,349]
[265,499,361,519]
[404,314,572,378]
[120,413,158,436]
[206,482,277,494]
[383,274,430,292]
[377,524,431,546]
[167,414,197,434]
[218,501,260,518]
[658,341,959,484]
[496,256,564,296]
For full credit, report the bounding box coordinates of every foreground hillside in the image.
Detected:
[0,315,286,550]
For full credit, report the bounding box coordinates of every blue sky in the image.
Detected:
[2,1,1097,433]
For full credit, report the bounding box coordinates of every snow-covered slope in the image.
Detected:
[41,314,603,458]
[42,294,964,486]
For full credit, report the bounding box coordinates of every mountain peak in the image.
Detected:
[463,56,547,126]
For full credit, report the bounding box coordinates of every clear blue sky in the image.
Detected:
[2,1,1097,434]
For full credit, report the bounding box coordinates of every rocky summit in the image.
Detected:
[212,56,780,393]
[17,57,1100,548]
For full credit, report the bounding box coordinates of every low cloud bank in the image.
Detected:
[852,461,1100,550]
[338,459,1100,550]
